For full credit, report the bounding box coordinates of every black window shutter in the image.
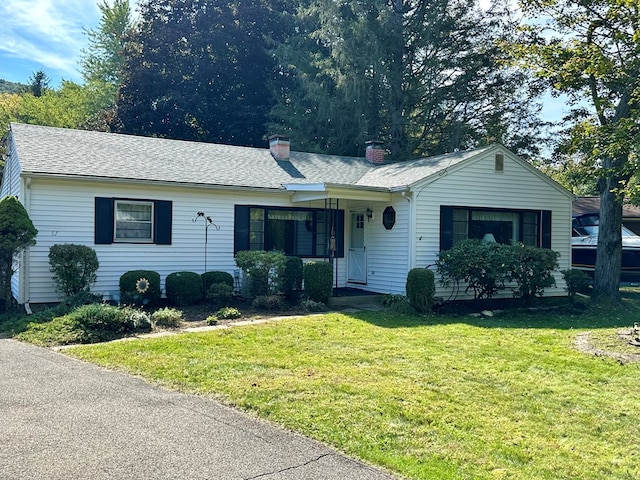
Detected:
[541,210,552,248]
[95,197,114,244]
[155,201,172,245]
[334,209,345,258]
[234,205,250,254]
[440,206,453,251]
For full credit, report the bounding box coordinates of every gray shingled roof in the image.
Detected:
[8,123,489,191]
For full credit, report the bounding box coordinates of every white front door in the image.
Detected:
[348,212,367,284]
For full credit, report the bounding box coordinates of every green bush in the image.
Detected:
[165,271,203,306]
[561,269,592,297]
[0,195,38,312]
[436,240,509,300]
[406,268,435,313]
[505,244,559,301]
[282,256,303,300]
[382,294,416,315]
[17,303,151,346]
[206,282,234,305]
[303,261,333,304]
[202,271,234,292]
[214,306,242,319]
[120,306,152,332]
[119,270,161,307]
[151,307,183,328]
[48,244,99,297]
[300,298,328,312]
[235,250,286,297]
[252,295,286,312]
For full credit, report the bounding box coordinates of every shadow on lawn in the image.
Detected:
[347,295,638,331]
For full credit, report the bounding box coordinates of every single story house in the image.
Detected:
[1,123,573,306]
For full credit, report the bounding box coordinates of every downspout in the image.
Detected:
[20,176,32,309]
[401,188,414,276]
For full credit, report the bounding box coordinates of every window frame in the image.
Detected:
[234,205,345,258]
[114,199,154,243]
[95,197,172,245]
[440,205,551,251]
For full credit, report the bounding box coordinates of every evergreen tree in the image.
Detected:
[0,196,37,312]
[27,70,50,98]
[269,0,543,160]
[115,0,293,146]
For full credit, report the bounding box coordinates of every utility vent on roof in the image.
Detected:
[495,153,504,172]
[269,135,290,161]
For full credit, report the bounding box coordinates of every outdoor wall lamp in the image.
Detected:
[366,208,373,221]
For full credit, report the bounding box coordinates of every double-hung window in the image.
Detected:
[114,200,153,242]
[95,197,172,245]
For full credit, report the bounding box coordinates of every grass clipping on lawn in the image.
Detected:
[68,311,640,480]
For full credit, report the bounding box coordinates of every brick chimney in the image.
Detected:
[269,135,290,160]
[365,140,385,164]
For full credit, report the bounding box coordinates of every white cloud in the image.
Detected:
[0,0,101,82]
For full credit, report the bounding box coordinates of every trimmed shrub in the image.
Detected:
[206,282,234,305]
[561,269,592,297]
[505,244,559,301]
[253,295,286,312]
[235,250,286,297]
[202,271,234,292]
[151,307,183,328]
[165,271,203,306]
[303,261,333,304]
[436,240,509,300]
[406,268,435,313]
[282,256,303,301]
[48,244,99,297]
[119,270,161,307]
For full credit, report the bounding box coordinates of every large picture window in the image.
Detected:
[441,206,551,251]
[95,197,172,245]
[235,205,344,257]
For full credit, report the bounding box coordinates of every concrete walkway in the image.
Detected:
[0,339,400,480]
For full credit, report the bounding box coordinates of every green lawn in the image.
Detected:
[66,300,640,480]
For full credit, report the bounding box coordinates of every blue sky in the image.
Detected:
[0,0,569,122]
[0,0,141,87]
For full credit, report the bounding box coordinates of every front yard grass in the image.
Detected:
[67,302,640,480]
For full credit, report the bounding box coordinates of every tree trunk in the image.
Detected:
[593,178,623,301]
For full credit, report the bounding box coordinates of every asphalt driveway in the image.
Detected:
[0,339,399,480]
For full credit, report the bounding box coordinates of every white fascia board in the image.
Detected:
[286,183,392,203]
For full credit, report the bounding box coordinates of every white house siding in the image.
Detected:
[412,149,572,300]
[345,197,410,294]
[24,178,349,304]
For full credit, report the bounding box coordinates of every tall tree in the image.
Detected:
[515,0,640,300]
[269,0,544,159]
[27,70,50,98]
[115,0,292,146]
[81,0,135,130]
